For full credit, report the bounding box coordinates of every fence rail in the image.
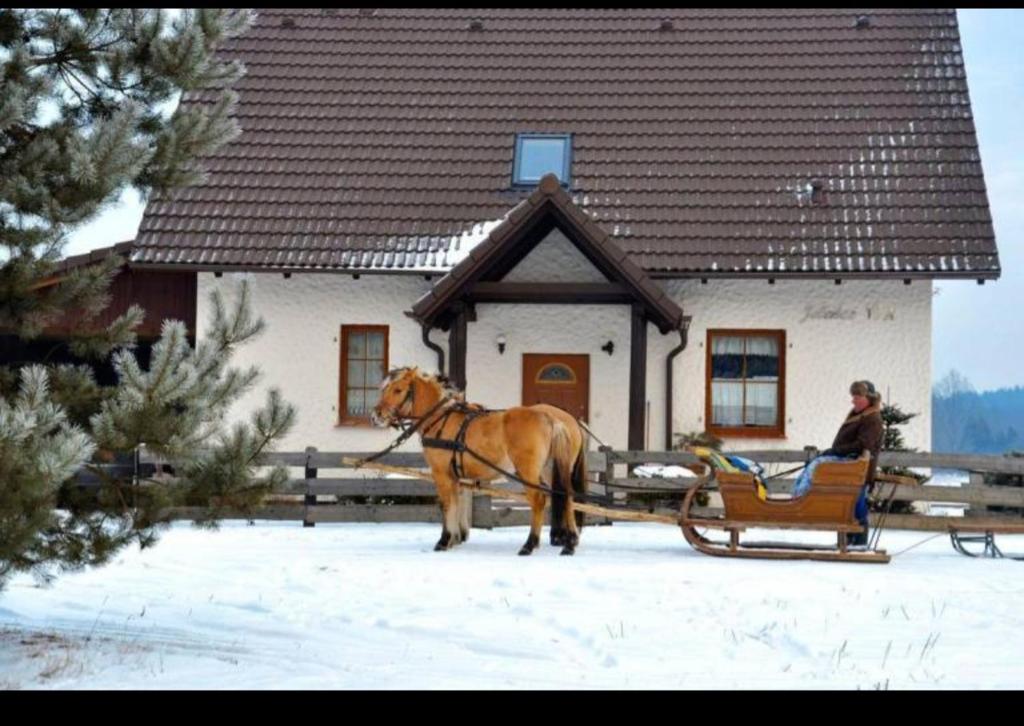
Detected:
[127,447,1024,530]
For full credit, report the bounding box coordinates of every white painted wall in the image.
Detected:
[466,302,633,448]
[656,278,933,454]
[197,271,439,455]
[503,228,608,283]
[197,245,932,457]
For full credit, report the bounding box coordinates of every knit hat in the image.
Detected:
[850,380,882,404]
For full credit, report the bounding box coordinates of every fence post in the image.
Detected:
[471,486,494,529]
[461,487,475,531]
[965,471,986,519]
[596,445,614,526]
[303,446,318,528]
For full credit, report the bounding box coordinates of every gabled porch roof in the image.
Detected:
[409,174,685,333]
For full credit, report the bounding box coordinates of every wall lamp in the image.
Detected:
[601,340,615,356]
[496,333,507,355]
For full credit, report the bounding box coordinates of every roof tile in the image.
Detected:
[134,8,998,278]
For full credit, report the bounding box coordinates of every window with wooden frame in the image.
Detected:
[705,329,785,438]
[338,325,389,426]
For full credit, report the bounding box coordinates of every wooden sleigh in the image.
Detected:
[680,452,891,563]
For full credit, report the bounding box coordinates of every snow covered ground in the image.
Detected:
[3,494,1023,689]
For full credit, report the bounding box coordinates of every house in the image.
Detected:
[131,8,1000,455]
[1,241,196,384]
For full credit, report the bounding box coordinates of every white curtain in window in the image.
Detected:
[712,381,744,426]
[712,335,745,356]
[347,389,366,416]
[744,382,778,426]
[745,336,778,357]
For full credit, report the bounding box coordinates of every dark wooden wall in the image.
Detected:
[44,268,197,338]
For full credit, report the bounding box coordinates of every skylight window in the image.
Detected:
[513,133,572,186]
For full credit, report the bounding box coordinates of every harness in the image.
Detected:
[355,385,453,467]
[364,389,701,509]
[421,402,492,482]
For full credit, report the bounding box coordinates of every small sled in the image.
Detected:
[681,452,891,563]
[948,522,1024,560]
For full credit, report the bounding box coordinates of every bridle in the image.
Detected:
[378,379,417,430]
[358,373,453,467]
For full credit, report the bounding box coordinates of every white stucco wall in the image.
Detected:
[466,302,633,448]
[197,239,932,456]
[503,228,608,283]
[656,278,933,454]
[197,271,439,454]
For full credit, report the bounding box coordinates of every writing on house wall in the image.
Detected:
[799,303,896,323]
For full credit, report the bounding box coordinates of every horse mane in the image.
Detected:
[432,372,465,400]
[420,369,465,401]
[384,366,465,401]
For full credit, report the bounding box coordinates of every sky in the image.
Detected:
[63,9,1024,393]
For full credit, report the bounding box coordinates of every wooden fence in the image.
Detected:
[152,447,1024,533]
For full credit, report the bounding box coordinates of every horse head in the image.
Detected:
[371,367,459,427]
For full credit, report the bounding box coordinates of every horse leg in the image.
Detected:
[432,472,462,551]
[558,502,579,556]
[458,486,473,543]
[519,487,547,556]
[549,482,567,547]
[515,457,548,556]
[555,462,579,555]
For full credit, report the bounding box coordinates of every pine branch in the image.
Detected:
[0,8,289,592]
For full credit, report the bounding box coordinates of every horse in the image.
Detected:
[370,366,588,555]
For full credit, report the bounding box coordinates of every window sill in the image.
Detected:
[708,428,787,440]
[335,418,376,428]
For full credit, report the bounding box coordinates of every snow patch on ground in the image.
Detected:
[2,503,1023,689]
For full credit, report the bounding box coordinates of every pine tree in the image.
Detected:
[872,402,926,515]
[1,10,297,590]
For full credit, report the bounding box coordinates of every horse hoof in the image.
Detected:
[460,528,470,543]
[434,541,448,551]
[550,530,566,547]
[560,546,576,556]
[518,546,533,556]
[518,532,539,555]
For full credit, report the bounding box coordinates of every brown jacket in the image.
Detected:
[830,404,883,485]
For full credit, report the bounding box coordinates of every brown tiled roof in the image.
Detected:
[410,174,685,332]
[55,240,134,275]
[133,8,999,279]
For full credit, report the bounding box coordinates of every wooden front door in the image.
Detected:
[522,354,590,421]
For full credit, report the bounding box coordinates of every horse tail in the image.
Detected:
[548,418,574,528]
[571,426,587,531]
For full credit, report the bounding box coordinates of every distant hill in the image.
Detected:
[933,371,1024,454]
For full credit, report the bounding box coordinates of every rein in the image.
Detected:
[358,376,709,513]
[354,386,454,467]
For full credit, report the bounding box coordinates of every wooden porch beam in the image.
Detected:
[448,302,469,391]
[628,303,648,452]
[466,282,632,304]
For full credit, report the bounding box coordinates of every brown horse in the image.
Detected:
[371,367,587,555]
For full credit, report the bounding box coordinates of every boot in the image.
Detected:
[846,532,868,547]
[846,521,869,548]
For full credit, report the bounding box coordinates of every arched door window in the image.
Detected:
[536,363,576,384]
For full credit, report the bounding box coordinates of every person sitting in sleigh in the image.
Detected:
[793,380,884,546]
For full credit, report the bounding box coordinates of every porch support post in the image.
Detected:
[628,303,647,452]
[449,302,469,391]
